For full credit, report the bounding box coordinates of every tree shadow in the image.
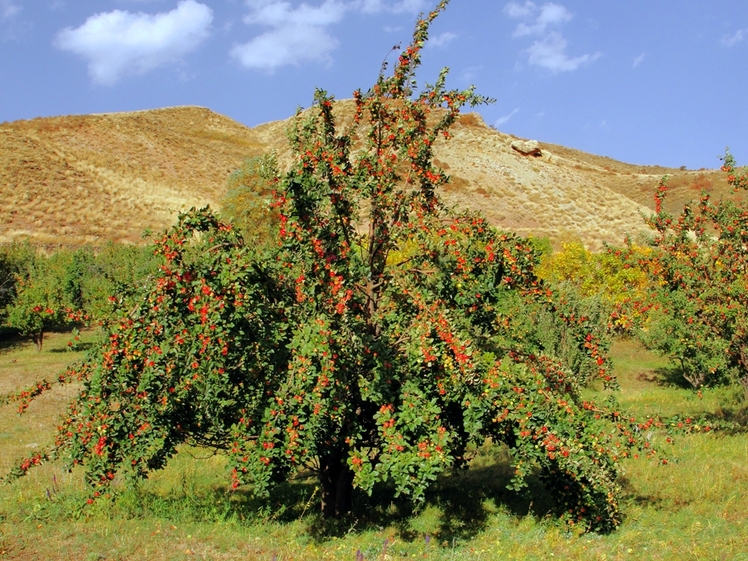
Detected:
[124,451,561,545]
[0,325,95,355]
[634,364,692,388]
[301,451,560,544]
[48,342,94,354]
[618,475,664,510]
[0,330,27,355]
[698,406,748,434]
[652,365,694,389]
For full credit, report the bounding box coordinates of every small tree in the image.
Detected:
[640,154,748,389]
[9,1,653,532]
[5,252,77,351]
[0,242,36,324]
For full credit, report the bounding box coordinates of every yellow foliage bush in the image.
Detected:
[537,241,653,332]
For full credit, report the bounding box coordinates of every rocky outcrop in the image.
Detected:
[511,139,542,157]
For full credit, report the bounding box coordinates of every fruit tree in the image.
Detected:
[7,1,654,532]
[639,154,748,389]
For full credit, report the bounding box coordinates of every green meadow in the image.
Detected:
[1,331,747,560]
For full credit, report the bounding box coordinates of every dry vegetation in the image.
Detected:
[0,107,264,245]
[1,102,742,249]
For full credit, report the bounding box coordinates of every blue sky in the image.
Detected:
[1,1,746,170]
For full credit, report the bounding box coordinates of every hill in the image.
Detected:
[0,103,738,249]
[0,107,265,245]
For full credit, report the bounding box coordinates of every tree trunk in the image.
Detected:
[33,330,44,352]
[319,449,354,518]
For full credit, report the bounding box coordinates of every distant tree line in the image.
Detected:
[0,241,158,350]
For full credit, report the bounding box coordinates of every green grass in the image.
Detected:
[1,332,748,560]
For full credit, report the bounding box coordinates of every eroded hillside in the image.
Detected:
[1,103,737,249]
[1,107,264,244]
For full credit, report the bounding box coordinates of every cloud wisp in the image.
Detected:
[510,2,571,37]
[495,107,519,127]
[429,31,457,48]
[0,0,22,41]
[231,0,432,72]
[0,0,20,21]
[55,0,213,85]
[503,1,599,73]
[231,0,349,71]
[356,0,428,14]
[722,28,746,47]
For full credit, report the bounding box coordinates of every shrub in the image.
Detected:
[220,154,280,246]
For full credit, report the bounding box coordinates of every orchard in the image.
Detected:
[5,0,658,533]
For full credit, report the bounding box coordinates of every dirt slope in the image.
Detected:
[0,103,737,249]
[0,107,264,245]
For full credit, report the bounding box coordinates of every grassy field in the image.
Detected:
[1,332,747,560]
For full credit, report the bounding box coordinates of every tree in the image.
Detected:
[536,240,653,334]
[0,242,37,323]
[5,251,78,351]
[9,1,653,532]
[76,242,162,323]
[639,154,748,389]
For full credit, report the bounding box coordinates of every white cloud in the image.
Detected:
[232,0,347,71]
[632,52,644,69]
[509,2,572,37]
[535,4,570,24]
[495,107,519,127]
[55,0,213,85]
[231,24,340,69]
[722,28,746,47]
[230,0,435,72]
[525,31,599,73]
[504,1,534,19]
[429,31,456,48]
[243,0,345,27]
[357,0,428,14]
[503,1,598,73]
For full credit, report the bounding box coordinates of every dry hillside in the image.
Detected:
[0,103,739,249]
[0,107,265,245]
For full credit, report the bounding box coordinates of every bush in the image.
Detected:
[220,154,280,246]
